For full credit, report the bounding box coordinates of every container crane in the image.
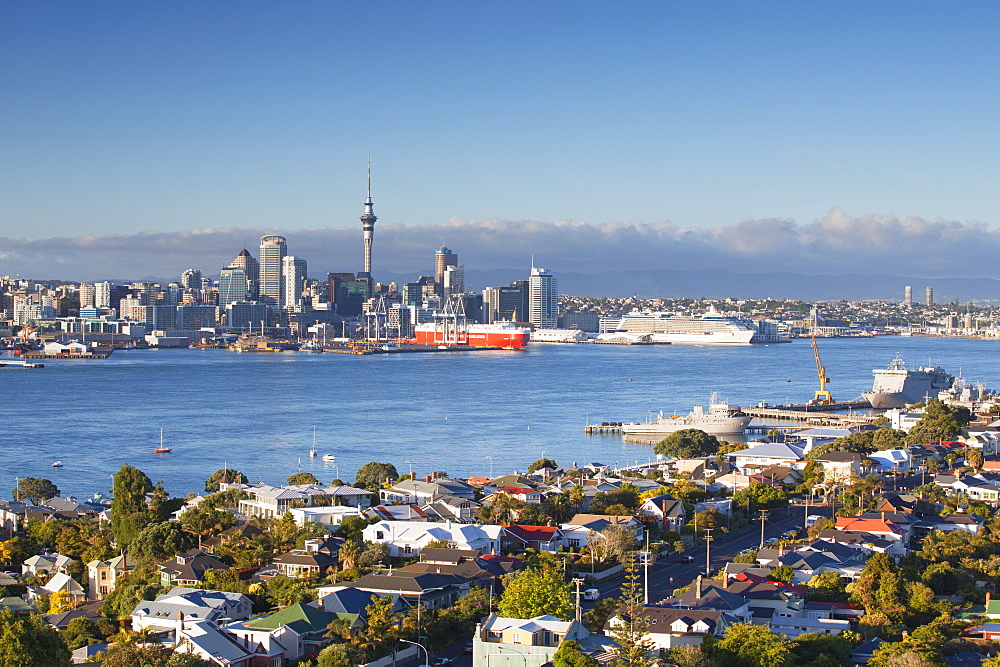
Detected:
[810,310,834,405]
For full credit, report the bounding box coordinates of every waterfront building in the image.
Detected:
[152,304,177,330]
[258,235,287,309]
[926,285,933,306]
[327,272,370,317]
[481,284,524,323]
[529,266,558,330]
[904,285,912,307]
[559,311,599,332]
[360,159,377,276]
[176,305,217,329]
[226,302,270,329]
[282,256,307,310]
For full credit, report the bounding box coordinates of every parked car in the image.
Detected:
[679,555,694,563]
[583,588,600,601]
[463,642,474,654]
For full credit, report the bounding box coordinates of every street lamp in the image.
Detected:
[406,460,413,479]
[399,639,429,667]
[486,455,494,479]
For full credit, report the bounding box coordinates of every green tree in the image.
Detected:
[606,552,655,666]
[180,507,236,548]
[498,568,573,620]
[553,639,601,667]
[872,428,907,451]
[732,482,789,512]
[110,463,154,548]
[769,565,794,585]
[128,521,196,561]
[59,616,117,650]
[354,462,399,491]
[654,429,721,459]
[807,571,845,596]
[149,481,185,522]
[0,607,73,666]
[667,644,717,667]
[98,643,216,666]
[286,472,319,485]
[204,468,248,493]
[711,622,792,667]
[316,643,364,667]
[11,477,60,505]
[528,458,558,474]
[806,431,875,459]
[790,633,856,667]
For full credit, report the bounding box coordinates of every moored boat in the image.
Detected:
[862,354,954,408]
[621,393,752,435]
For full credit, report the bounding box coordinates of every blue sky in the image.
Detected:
[2,2,1000,280]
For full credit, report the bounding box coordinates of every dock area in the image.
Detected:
[0,360,44,368]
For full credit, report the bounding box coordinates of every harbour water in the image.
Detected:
[5,336,1000,499]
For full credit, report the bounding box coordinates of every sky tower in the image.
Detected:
[360,156,377,275]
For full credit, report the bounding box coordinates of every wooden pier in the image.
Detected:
[741,401,876,426]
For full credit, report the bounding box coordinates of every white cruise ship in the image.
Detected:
[614,308,763,344]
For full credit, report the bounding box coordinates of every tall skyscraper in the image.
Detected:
[94,282,112,309]
[904,285,912,307]
[78,283,95,308]
[230,249,259,300]
[360,159,377,276]
[218,266,249,306]
[282,256,307,310]
[443,265,464,300]
[259,235,287,308]
[180,269,202,290]
[925,285,933,307]
[529,266,558,330]
[435,246,458,293]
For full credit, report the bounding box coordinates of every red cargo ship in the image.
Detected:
[413,322,530,349]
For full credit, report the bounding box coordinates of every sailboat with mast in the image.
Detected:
[154,427,172,454]
[309,426,318,458]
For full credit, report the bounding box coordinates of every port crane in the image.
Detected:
[810,309,834,405]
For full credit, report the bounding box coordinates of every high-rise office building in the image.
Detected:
[94,282,112,309]
[904,285,912,307]
[78,283,95,308]
[925,285,933,307]
[529,266,558,330]
[435,247,458,294]
[283,256,307,310]
[259,235,287,308]
[360,159,377,276]
[218,267,249,306]
[231,249,259,300]
[180,269,202,291]
[443,265,464,300]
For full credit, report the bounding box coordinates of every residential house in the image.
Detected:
[757,465,803,487]
[636,495,687,532]
[362,520,503,557]
[605,606,730,650]
[226,602,340,661]
[474,614,600,667]
[271,550,338,578]
[835,516,910,557]
[287,504,363,529]
[345,571,466,610]
[170,619,256,667]
[312,586,380,632]
[43,572,86,607]
[420,494,480,522]
[131,588,253,632]
[42,609,102,630]
[22,552,74,577]
[380,477,476,505]
[560,515,644,549]
[485,486,543,505]
[728,442,809,474]
[365,504,432,522]
[394,548,515,593]
[501,525,564,552]
[867,449,912,474]
[87,553,135,600]
[236,482,370,521]
[157,550,230,587]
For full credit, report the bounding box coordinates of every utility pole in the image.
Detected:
[573,578,584,622]
[642,531,651,605]
[758,509,769,549]
[704,528,714,579]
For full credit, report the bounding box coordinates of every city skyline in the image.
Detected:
[2,2,999,278]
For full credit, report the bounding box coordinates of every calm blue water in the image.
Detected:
[4,337,1000,499]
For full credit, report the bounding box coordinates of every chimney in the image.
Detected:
[425,475,433,483]
[881,511,886,521]
[696,575,703,599]
[988,592,993,609]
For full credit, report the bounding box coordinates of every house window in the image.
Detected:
[100,571,107,580]
[376,531,385,539]
[403,545,412,554]
[512,633,522,644]
[568,539,580,547]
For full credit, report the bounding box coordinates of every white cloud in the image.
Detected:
[1,209,997,283]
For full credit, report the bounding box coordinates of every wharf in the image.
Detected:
[21,352,110,359]
[323,343,511,355]
[0,360,44,368]
[742,402,875,425]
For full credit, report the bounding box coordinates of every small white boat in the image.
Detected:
[52,461,63,468]
[309,426,318,457]
[322,454,336,463]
